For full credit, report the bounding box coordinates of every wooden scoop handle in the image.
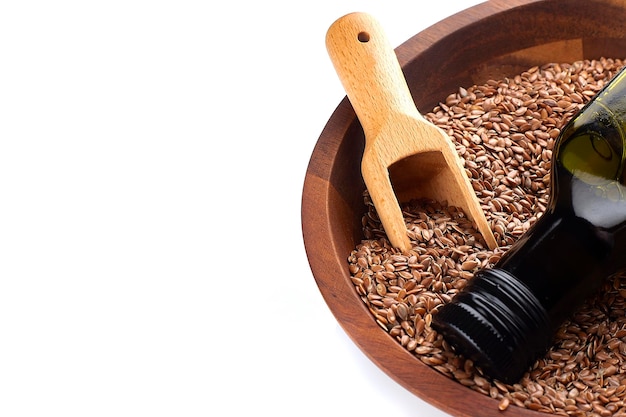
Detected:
[326,12,423,141]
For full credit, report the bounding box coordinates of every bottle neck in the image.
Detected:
[433,211,613,383]
[496,207,613,324]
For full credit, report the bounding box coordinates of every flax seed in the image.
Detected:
[347,58,626,414]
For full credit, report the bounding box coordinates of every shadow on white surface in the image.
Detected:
[332,324,453,417]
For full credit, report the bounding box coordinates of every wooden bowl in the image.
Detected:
[301,0,626,416]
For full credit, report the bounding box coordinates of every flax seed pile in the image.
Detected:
[347,58,626,416]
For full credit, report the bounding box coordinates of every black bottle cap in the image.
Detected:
[431,268,552,384]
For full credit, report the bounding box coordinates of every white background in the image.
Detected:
[1,1,482,416]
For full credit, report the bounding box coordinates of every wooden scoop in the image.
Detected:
[326,12,497,252]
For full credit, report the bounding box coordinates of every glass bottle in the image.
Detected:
[432,65,626,384]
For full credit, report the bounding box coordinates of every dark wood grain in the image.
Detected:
[301,1,626,415]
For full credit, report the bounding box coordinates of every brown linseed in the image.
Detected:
[347,58,626,415]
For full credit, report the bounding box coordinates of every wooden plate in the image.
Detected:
[301,1,626,415]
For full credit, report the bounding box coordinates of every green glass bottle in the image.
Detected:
[432,66,626,384]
